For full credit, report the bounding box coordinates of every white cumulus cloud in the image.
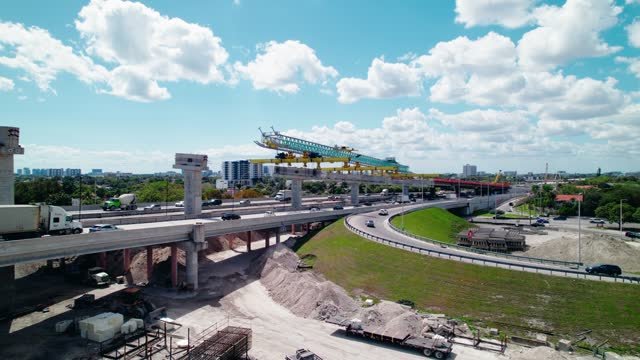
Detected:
[234,40,337,94]
[0,76,14,91]
[616,56,640,78]
[76,0,230,101]
[517,0,622,70]
[0,21,109,93]
[336,58,422,103]
[627,18,640,48]
[455,0,534,28]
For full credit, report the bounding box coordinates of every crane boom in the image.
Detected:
[255,129,410,173]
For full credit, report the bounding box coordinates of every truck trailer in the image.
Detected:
[102,193,137,211]
[343,320,453,359]
[0,204,83,240]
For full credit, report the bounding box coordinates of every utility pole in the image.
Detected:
[620,199,627,238]
[578,195,582,265]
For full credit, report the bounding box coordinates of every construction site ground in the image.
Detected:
[2,230,638,359]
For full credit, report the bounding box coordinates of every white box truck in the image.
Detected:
[0,205,83,240]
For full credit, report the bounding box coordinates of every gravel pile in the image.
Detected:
[524,233,640,271]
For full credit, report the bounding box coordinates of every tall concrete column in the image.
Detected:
[350,183,359,205]
[291,178,303,209]
[0,127,22,315]
[99,252,107,269]
[170,244,178,288]
[275,228,281,244]
[184,223,206,290]
[123,248,131,274]
[264,230,270,248]
[184,242,198,290]
[291,224,296,234]
[146,247,154,280]
[246,231,252,252]
[0,127,24,205]
[173,154,209,216]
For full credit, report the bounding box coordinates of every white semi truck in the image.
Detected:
[0,204,83,240]
[275,190,292,201]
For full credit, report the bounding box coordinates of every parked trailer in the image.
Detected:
[0,204,83,239]
[344,322,453,359]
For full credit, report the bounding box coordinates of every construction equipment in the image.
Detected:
[109,287,157,320]
[493,170,502,184]
[87,267,110,287]
[255,127,410,172]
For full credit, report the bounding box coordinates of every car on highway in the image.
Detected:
[309,206,321,212]
[552,215,567,220]
[332,205,344,210]
[142,204,161,211]
[264,210,275,217]
[625,231,640,239]
[363,202,372,206]
[585,264,622,276]
[378,209,389,216]
[589,218,605,224]
[175,201,184,207]
[202,199,222,207]
[221,213,241,220]
[536,218,549,224]
[365,220,375,227]
[89,224,120,232]
[530,222,545,227]
[238,200,251,206]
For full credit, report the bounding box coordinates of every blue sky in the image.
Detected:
[2,0,639,174]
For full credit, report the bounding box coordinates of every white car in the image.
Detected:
[239,200,251,205]
[175,201,184,207]
[378,209,389,216]
[264,210,276,217]
[89,224,120,232]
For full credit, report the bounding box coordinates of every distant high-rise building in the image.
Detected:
[503,171,517,177]
[65,168,82,177]
[48,168,64,177]
[16,169,22,175]
[221,160,263,187]
[263,165,271,176]
[462,164,477,178]
[23,167,30,175]
[91,169,103,175]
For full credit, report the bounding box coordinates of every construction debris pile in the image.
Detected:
[253,245,475,340]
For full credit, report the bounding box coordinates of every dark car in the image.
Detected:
[530,222,545,227]
[221,213,241,221]
[625,231,640,239]
[536,218,549,224]
[308,206,321,211]
[333,205,344,210]
[203,199,222,207]
[363,202,372,206]
[552,215,567,220]
[586,264,622,276]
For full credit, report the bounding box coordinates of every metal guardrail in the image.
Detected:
[387,215,582,268]
[344,217,640,285]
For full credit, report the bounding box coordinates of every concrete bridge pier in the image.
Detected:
[350,183,359,205]
[291,178,303,209]
[275,228,281,244]
[183,223,207,290]
[264,230,270,248]
[246,231,252,252]
[170,245,178,288]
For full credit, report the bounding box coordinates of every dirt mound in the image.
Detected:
[206,234,246,253]
[510,346,571,360]
[524,233,640,271]
[129,246,186,284]
[253,244,359,319]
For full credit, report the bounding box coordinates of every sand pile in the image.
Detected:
[253,244,359,319]
[524,233,640,271]
[510,346,571,360]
